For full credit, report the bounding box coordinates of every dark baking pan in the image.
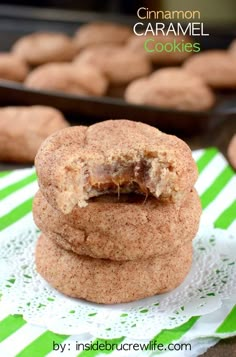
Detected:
[0,5,236,134]
[1,82,236,135]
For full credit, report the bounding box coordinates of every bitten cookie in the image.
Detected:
[35,120,198,213]
[74,45,152,85]
[127,34,192,64]
[12,32,76,66]
[125,68,215,111]
[0,53,29,82]
[227,134,236,170]
[25,63,108,96]
[33,189,201,261]
[183,50,236,88]
[0,106,68,163]
[36,234,193,304]
[74,22,132,51]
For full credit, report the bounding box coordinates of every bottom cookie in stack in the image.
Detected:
[34,189,201,304]
[36,233,193,304]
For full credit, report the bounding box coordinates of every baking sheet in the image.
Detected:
[0,4,236,133]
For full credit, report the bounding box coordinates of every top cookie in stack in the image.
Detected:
[34,120,201,304]
[35,120,198,213]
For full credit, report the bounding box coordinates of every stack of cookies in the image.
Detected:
[33,120,201,304]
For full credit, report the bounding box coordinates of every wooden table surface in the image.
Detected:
[0,116,236,356]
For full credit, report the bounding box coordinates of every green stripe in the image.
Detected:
[0,172,37,200]
[0,198,33,231]
[16,331,69,357]
[196,148,218,173]
[214,200,236,229]
[200,166,234,209]
[0,171,11,178]
[150,316,199,347]
[216,305,236,333]
[77,337,125,357]
[0,315,26,342]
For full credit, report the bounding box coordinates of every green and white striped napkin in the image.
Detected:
[0,147,236,357]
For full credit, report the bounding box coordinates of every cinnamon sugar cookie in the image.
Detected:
[35,234,193,304]
[35,120,198,213]
[12,32,76,66]
[125,68,215,111]
[25,63,108,96]
[33,189,201,261]
[0,106,68,163]
[74,45,151,85]
[229,39,236,56]
[0,53,29,82]
[183,50,236,88]
[74,22,132,51]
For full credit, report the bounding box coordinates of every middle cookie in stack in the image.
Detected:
[33,120,201,304]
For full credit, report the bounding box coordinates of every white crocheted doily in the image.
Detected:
[0,223,235,339]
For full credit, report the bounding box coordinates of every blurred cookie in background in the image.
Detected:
[74,22,132,51]
[125,67,215,111]
[227,134,236,170]
[127,34,193,65]
[0,53,29,82]
[25,63,108,96]
[183,50,236,88]
[0,106,69,163]
[12,32,77,66]
[74,45,152,85]
[229,39,236,57]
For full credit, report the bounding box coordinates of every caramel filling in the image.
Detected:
[86,160,151,196]
[60,157,174,212]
